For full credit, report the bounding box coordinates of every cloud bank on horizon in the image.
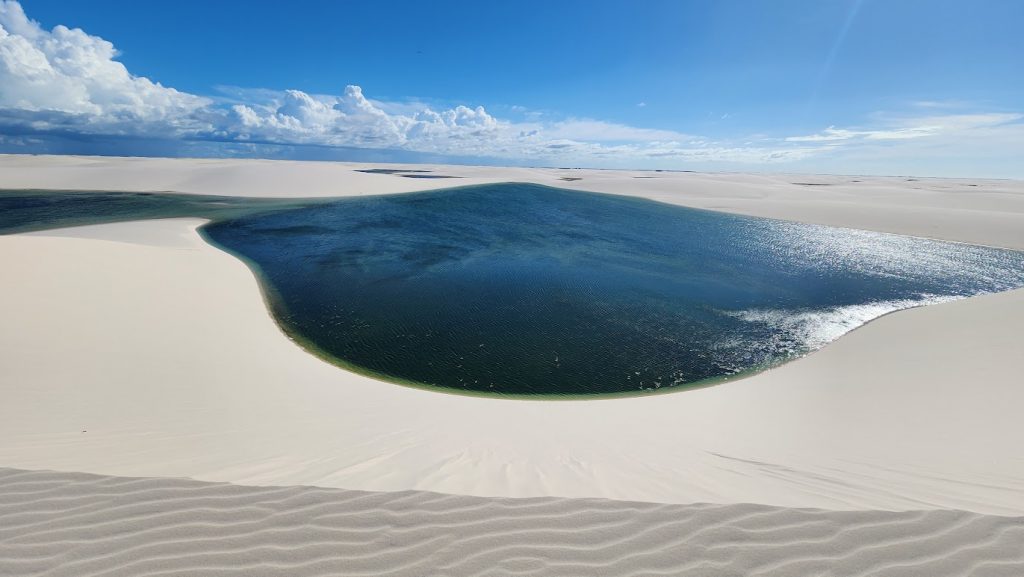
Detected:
[1,0,1021,177]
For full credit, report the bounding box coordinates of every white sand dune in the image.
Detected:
[2,155,1024,573]
[2,467,1022,577]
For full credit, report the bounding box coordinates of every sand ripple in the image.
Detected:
[2,468,1022,576]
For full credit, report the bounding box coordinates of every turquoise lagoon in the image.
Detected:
[4,184,1024,396]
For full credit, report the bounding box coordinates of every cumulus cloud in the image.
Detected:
[225,85,502,152]
[0,0,208,134]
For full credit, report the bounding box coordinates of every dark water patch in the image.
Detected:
[356,168,434,175]
[354,168,458,179]
[0,190,327,235]
[251,224,338,236]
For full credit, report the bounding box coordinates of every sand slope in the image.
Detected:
[2,219,1023,515]
[2,467,1022,577]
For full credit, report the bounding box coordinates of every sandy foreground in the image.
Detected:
[1,154,1023,574]
[3,468,1021,577]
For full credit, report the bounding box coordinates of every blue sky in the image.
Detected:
[1,0,1022,176]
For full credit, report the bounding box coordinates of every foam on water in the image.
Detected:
[727,294,963,354]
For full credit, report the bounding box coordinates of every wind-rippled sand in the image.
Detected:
[2,468,1022,577]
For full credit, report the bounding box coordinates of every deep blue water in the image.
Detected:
[192,184,1024,396]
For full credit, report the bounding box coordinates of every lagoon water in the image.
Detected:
[203,184,1024,395]
[5,184,1024,396]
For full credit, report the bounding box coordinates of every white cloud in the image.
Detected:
[0,0,208,134]
[777,112,1024,177]
[225,85,502,152]
[539,119,691,143]
[786,113,1022,143]
[786,125,939,142]
[639,143,822,163]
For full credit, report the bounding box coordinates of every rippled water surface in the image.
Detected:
[193,184,1024,395]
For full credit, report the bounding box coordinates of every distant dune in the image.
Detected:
[3,154,1024,249]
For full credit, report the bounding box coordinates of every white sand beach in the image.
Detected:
[1,154,1023,574]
